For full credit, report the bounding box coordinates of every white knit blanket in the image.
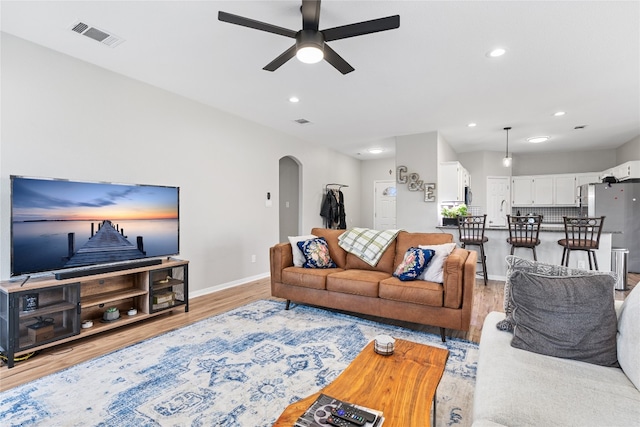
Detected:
[338,228,401,266]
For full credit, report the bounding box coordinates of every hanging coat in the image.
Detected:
[337,190,347,229]
[320,191,338,228]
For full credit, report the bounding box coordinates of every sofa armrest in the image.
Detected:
[270,242,293,284]
[442,247,465,308]
[442,247,477,313]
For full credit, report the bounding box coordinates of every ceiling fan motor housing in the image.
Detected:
[296,29,324,52]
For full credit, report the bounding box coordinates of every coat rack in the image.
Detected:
[325,183,349,191]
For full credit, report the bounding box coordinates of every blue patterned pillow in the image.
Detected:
[393,247,435,281]
[297,237,337,268]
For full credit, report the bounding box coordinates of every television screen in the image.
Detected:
[10,176,179,277]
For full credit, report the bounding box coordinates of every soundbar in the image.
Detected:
[54,258,163,280]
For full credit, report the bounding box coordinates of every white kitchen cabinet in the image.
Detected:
[600,161,640,181]
[512,174,576,206]
[615,161,640,181]
[533,176,554,205]
[554,175,577,206]
[576,173,601,188]
[439,161,470,202]
[511,176,534,206]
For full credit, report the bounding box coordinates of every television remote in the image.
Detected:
[326,414,358,427]
[330,402,374,426]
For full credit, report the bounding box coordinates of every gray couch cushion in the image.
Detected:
[510,270,618,367]
[497,255,609,332]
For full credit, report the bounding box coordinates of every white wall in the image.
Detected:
[512,149,617,176]
[617,135,640,163]
[0,34,361,292]
[396,132,438,232]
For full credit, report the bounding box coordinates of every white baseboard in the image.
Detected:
[189,272,270,299]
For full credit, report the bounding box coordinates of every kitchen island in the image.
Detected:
[437,225,614,281]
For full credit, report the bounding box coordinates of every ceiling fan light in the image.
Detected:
[296,46,324,64]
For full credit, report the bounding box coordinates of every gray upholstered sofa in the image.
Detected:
[473,257,640,426]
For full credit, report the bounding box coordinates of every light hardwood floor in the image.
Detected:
[1,273,637,392]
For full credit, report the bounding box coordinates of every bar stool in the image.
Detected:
[506,215,543,261]
[558,216,605,270]
[457,214,488,286]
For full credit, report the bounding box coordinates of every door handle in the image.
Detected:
[500,200,506,211]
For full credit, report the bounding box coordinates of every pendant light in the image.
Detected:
[502,126,512,167]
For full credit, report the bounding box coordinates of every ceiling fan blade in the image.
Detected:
[301,0,321,31]
[218,11,297,38]
[323,44,354,74]
[323,15,400,42]
[263,45,297,72]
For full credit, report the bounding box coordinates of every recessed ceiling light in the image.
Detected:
[554,111,566,116]
[467,122,477,127]
[289,96,299,103]
[486,48,506,58]
[368,148,384,154]
[527,136,550,143]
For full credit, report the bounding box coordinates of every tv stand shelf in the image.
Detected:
[0,258,188,368]
[81,289,148,308]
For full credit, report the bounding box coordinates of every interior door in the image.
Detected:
[486,176,510,228]
[374,180,397,230]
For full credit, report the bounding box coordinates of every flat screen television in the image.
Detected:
[10,175,180,277]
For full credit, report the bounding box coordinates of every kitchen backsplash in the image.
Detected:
[511,206,580,224]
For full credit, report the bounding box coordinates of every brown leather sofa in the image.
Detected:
[269,228,477,340]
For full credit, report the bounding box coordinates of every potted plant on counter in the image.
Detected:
[441,204,468,226]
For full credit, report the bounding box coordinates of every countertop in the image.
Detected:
[436,225,622,234]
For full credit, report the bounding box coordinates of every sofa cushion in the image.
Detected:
[297,237,337,268]
[393,247,435,281]
[617,284,640,390]
[498,255,607,332]
[282,267,343,290]
[393,232,454,269]
[418,242,457,283]
[510,270,618,367]
[288,234,317,267]
[326,270,390,297]
[379,277,443,307]
[311,228,348,268]
[345,245,397,273]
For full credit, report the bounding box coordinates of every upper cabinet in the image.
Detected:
[600,161,640,181]
[512,174,602,207]
[439,161,470,202]
[512,176,554,206]
[554,175,577,205]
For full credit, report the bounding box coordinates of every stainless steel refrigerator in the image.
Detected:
[580,180,640,272]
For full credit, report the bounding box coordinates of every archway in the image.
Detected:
[279,156,301,242]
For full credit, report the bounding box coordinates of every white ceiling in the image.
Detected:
[1,1,639,160]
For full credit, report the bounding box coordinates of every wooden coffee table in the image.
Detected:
[273,338,449,427]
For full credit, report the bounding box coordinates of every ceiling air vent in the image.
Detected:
[294,118,312,125]
[69,21,125,48]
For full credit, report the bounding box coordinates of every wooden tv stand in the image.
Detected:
[0,258,188,368]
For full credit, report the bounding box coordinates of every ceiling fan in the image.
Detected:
[218,0,400,74]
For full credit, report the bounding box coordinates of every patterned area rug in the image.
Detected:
[1,300,478,427]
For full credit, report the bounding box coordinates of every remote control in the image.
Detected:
[330,403,374,426]
[326,414,357,427]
